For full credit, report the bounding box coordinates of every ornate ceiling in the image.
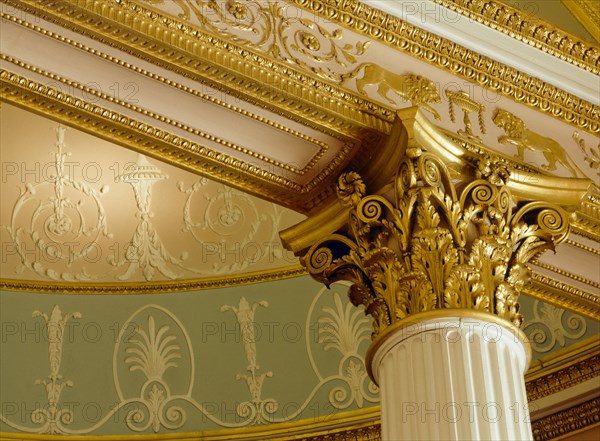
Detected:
[0,1,599,440]
[0,0,598,305]
[1,0,598,214]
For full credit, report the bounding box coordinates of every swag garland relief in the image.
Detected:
[0,287,378,434]
[0,123,298,282]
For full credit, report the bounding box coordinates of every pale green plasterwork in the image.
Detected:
[0,275,597,436]
[0,276,376,435]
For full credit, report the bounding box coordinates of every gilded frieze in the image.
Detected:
[137,0,371,82]
[289,0,599,134]
[531,398,600,441]
[4,0,598,139]
[493,109,585,177]
[340,63,441,120]
[574,131,600,177]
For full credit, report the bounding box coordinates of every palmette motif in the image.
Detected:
[302,150,570,338]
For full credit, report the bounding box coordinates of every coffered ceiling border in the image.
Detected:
[0,70,372,211]
[3,0,395,135]
[3,0,599,137]
[433,0,600,67]
[0,50,330,178]
[0,336,596,440]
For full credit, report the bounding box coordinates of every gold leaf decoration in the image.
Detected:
[302,150,570,339]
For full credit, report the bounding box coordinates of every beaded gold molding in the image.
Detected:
[3,0,599,136]
[0,266,307,294]
[290,0,599,134]
[526,335,600,401]
[0,70,364,212]
[523,273,600,322]
[3,0,394,134]
[0,50,329,177]
[434,0,599,72]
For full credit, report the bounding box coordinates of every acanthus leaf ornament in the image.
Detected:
[302,149,571,339]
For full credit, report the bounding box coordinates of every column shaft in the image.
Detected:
[372,316,532,441]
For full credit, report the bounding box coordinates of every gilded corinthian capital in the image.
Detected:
[301,149,570,340]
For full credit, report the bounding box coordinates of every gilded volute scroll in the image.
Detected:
[301,149,570,340]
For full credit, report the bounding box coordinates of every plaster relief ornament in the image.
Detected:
[115,154,186,280]
[446,89,486,139]
[1,125,110,280]
[114,305,194,433]
[7,305,82,435]
[341,63,442,119]
[221,297,278,425]
[139,0,370,81]
[493,109,585,177]
[317,292,378,408]
[573,131,600,177]
[302,149,570,340]
[523,300,587,353]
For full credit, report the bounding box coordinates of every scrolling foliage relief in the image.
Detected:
[302,150,570,339]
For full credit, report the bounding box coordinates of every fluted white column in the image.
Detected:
[369,312,532,441]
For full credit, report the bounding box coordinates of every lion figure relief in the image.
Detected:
[492,109,583,177]
[341,63,441,119]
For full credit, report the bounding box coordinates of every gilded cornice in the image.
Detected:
[562,0,600,43]
[531,261,600,291]
[433,0,599,71]
[0,70,357,211]
[290,0,599,135]
[2,0,394,134]
[526,335,600,401]
[523,273,600,322]
[3,0,599,138]
[574,188,600,240]
[0,50,329,177]
[0,266,307,294]
[531,398,600,441]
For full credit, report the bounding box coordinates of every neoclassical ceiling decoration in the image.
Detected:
[0,104,305,283]
[1,0,598,214]
[0,1,599,439]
